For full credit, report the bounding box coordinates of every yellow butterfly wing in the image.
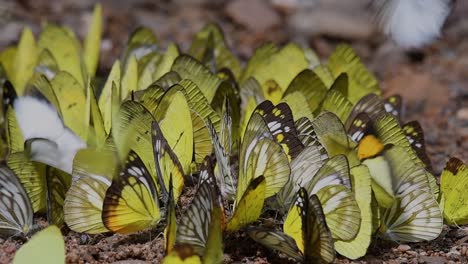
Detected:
[282,69,328,114]
[311,111,354,158]
[327,44,380,103]
[151,121,185,203]
[317,74,353,122]
[154,86,193,174]
[12,28,37,95]
[13,225,65,264]
[50,71,88,141]
[178,79,221,164]
[112,100,157,183]
[440,157,468,225]
[102,151,160,234]
[83,4,102,77]
[154,43,179,80]
[38,25,84,87]
[334,165,373,259]
[98,60,121,135]
[283,189,335,263]
[64,147,117,234]
[6,105,25,153]
[121,55,138,100]
[242,43,309,103]
[0,46,17,84]
[6,153,45,213]
[86,80,106,147]
[171,55,222,102]
[227,176,266,232]
[163,254,202,264]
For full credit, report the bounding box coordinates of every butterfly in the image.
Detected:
[333,165,373,259]
[366,145,443,242]
[307,111,357,162]
[440,157,468,225]
[101,119,185,234]
[226,109,291,231]
[163,156,224,264]
[189,23,242,79]
[240,43,310,104]
[13,225,65,264]
[374,0,453,48]
[281,69,328,120]
[315,73,353,123]
[402,121,432,171]
[248,188,335,263]
[326,45,380,104]
[0,165,33,237]
[207,105,236,201]
[64,146,117,234]
[101,150,161,234]
[355,114,439,199]
[10,95,86,174]
[254,100,304,160]
[2,153,70,229]
[279,151,361,242]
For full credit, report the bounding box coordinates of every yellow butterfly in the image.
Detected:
[248,189,335,263]
[13,225,65,264]
[64,146,117,234]
[102,150,161,234]
[163,156,223,264]
[440,157,468,225]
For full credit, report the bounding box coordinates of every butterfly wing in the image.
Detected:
[102,151,160,234]
[276,145,328,212]
[0,166,33,237]
[64,147,117,234]
[335,165,373,259]
[176,158,217,255]
[255,100,304,160]
[152,121,185,203]
[380,189,443,242]
[247,227,303,262]
[13,225,65,264]
[440,158,468,225]
[402,121,432,170]
[284,189,335,263]
[227,176,266,232]
[153,85,193,174]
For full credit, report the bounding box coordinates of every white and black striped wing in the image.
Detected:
[176,159,217,255]
[380,189,443,242]
[0,166,33,237]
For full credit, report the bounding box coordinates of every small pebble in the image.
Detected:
[456,108,468,121]
[398,244,412,252]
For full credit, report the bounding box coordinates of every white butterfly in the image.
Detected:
[14,96,86,174]
[375,0,453,48]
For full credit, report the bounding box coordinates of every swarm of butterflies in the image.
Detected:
[0,4,466,264]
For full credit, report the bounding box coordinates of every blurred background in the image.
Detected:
[0,0,467,171]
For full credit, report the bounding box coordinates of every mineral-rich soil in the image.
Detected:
[0,0,467,263]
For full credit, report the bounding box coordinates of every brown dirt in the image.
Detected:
[0,0,467,263]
